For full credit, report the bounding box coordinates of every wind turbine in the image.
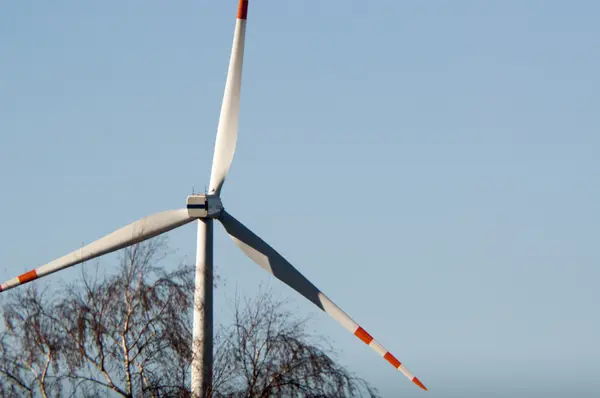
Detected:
[0,0,428,395]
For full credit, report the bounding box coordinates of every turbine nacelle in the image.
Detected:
[186,194,224,219]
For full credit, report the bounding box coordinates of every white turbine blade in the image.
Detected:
[0,209,195,293]
[208,0,249,195]
[218,211,428,391]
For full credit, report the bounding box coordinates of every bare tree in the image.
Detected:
[212,288,380,398]
[0,239,379,398]
[56,238,195,397]
[0,286,66,398]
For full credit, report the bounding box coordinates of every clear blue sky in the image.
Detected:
[1,1,599,397]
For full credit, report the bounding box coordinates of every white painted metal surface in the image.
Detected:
[191,218,213,398]
[191,2,248,395]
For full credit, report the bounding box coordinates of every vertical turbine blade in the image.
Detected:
[218,211,428,391]
[0,209,195,293]
[208,0,249,196]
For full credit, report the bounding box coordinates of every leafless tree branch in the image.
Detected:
[0,240,379,398]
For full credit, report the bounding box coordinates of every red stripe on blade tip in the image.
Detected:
[384,352,401,368]
[18,270,38,284]
[412,377,428,391]
[354,327,374,344]
[237,0,248,19]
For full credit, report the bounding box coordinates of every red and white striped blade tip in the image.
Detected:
[238,0,248,20]
[413,377,428,391]
[355,327,427,391]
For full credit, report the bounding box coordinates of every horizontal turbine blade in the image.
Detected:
[208,0,249,195]
[0,209,195,293]
[218,210,427,391]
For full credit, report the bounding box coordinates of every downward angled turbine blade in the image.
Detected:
[218,211,428,391]
[0,209,195,293]
[208,0,249,195]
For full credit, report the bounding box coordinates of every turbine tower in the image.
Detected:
[0,1,427,395]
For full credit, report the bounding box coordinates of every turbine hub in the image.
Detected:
[186,194,223,219]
